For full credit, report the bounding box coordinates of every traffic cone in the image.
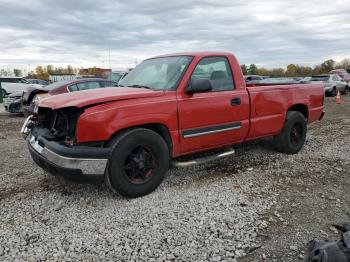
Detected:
[336,90,341,104]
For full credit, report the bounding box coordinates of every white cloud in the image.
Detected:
[0,0,349,71]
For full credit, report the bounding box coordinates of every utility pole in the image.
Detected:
[108,47,111,71]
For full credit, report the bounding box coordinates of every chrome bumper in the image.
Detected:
[21,116,108,176]
[28,136,108,175]
[21,115,34,138]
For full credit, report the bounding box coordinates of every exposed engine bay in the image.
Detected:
[35,106,82,144]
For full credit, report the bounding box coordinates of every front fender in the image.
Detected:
[76,98,178,143]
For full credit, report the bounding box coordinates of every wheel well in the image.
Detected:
[107,123,173,154]
[288,104,308,119]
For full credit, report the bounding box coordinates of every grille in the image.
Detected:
[38,107,81,142]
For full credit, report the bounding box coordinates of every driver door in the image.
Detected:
[177,56,250,154]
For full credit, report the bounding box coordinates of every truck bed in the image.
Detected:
[246,83,324,140]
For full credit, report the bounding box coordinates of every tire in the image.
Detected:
[106,128,169,198]
[331,87,337,97]
[342,86,349,95]
[273,111,307,154]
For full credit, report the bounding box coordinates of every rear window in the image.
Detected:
[44,81,70,90]
[311,76,329,81]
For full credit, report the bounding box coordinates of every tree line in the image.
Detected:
[2,58,350,80]
[241,58,350,77]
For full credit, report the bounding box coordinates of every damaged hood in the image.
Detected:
[38,87,164,110]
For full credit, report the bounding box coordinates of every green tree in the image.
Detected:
[13,69,22,77]
[296,66,313,77]
[248,64,258,75]
[240,64,248,75]
[35,66,49,80]
[257,68,269,76]
[285,64,298,77]
[336,58,350,71]
[269,68,285,77]
[320,59,335,73]
[46,65,54,75]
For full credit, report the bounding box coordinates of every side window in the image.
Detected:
[191,57,234,91]
[76,81,101,91]
[100,81,115,87]
[69,84,78,92]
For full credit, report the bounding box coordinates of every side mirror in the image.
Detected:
[186,78,212,94]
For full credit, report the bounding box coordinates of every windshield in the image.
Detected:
[43,80,70,90]
[109,72,123,82]
[311,76,329,81]
[118,56,192,90]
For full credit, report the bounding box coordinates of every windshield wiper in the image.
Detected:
[129,84,153,89]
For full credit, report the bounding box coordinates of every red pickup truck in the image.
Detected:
[21,52,325,197]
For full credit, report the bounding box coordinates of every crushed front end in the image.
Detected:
[21,106,110,176]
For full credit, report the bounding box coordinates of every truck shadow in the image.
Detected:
[43,138,279,197]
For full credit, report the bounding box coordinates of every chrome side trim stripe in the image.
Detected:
[182,122,241,138]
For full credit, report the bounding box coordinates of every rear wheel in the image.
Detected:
[106,128,169,198]
[341,86,349,95]
[273,111,307,154]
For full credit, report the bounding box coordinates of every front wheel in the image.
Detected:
[273,111,307,154]
[106,128,170,198]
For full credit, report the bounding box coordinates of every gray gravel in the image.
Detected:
[1,96,349,261]
[0,112,279,261]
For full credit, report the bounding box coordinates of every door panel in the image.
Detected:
[177,56,250,155]
[177,90,250,154]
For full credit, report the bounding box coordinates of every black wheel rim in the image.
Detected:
[124,146,156,185]
[290,123,303,145]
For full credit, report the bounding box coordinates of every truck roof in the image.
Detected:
[154,51,235,58]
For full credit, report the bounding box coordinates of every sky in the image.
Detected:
[0,0,350,73]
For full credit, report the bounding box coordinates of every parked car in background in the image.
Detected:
[329,69,350,83]
[301,76,312,83]
[27,79,50,86]
[248,77,300,86]
[311,74,349,96]
[0,77,42,97]
[22,78,118,116]
[3,91,23,113]
[108,71,129,83]
[244,75,263,83]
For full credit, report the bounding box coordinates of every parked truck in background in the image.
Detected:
[21,52,325,198]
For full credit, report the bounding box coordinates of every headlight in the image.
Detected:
[33,93,50,104]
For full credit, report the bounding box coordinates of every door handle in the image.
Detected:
[231,98,241,106]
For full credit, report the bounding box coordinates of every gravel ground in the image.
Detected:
[0,96,349,261]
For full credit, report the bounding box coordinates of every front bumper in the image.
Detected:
[4,99,22,113]
[22,117,110,176]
